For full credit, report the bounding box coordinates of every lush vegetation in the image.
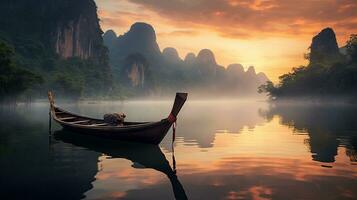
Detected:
[0,41,43,101]
[0,35,111,100]
[259,35,357,100]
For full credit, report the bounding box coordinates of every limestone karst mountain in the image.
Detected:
[0,0,111,97]
[184,53,197,65]
[225,64,268,94]
[195,49,219,79]
[257,72,269,83]
[120,53,150,89]
[103,23,164,93]
[246,66,257,77]
[103,22,162,68]
[102,30,117,54]
[309,28,343,65]
[103,23,270,96]
[226,64,245,89]
[162,47,182,63]
[1,0,108,62]
[227,64,245,75]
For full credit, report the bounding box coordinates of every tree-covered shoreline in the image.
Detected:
[259,30,357,102]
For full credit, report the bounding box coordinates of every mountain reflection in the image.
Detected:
[261,103,357,163]
[173,100,267,149]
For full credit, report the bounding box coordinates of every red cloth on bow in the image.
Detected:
[168,113,177,143]
[167,113,176,123]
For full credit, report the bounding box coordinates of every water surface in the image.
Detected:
[0,100,356,199]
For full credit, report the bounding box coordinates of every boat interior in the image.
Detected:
[52,107,149,127]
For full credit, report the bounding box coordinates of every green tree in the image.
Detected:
[346,34,357,63]
[0,41,42,101]
[258,81,277,98]
[52,73,83,99]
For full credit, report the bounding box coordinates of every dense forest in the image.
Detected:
[259,28,357,101]
[0,42,43,101]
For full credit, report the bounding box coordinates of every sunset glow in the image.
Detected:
[95,0,357,82]
[2,1,357,199]
[84,116,357,199]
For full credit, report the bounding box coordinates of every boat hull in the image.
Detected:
[58,120,173,145]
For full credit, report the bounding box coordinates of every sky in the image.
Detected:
[95,0,357,82]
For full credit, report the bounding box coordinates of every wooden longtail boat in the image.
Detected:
[48,92,187,144]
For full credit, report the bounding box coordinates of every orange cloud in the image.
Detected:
[126,0,357,40]
[157,30,200,37]
[98,9,152,29]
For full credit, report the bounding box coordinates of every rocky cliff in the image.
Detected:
[120,53,152,89]
[0,0,111,96]
[103,22,162,66]
[1,0,107,61]
[54,1,104,59]
[309,28,342,65]
[103,23,163,90]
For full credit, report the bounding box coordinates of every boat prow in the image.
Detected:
[48,92,187,144]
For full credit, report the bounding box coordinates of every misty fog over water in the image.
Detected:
[1,99,356,199]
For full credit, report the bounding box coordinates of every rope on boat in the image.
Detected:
[168,112,177,174]
[172,153,177,174]
[168,113,177,147]
[168,113,177,143]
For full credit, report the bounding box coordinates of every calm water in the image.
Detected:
[0,100,356,200]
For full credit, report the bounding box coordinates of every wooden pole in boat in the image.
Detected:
[48,91,54,135]
[172,153,176,174]
[48,91,54,151]
[171,123,176,174]
[49,107,52,135]
[169,125,176,174]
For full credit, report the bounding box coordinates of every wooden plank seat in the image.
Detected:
[89,123,108,126]
[69,120,90,124]
[58,117,76,121]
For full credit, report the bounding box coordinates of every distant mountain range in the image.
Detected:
[103,22,269,96]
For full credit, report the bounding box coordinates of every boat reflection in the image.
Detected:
[53,130,188,200]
